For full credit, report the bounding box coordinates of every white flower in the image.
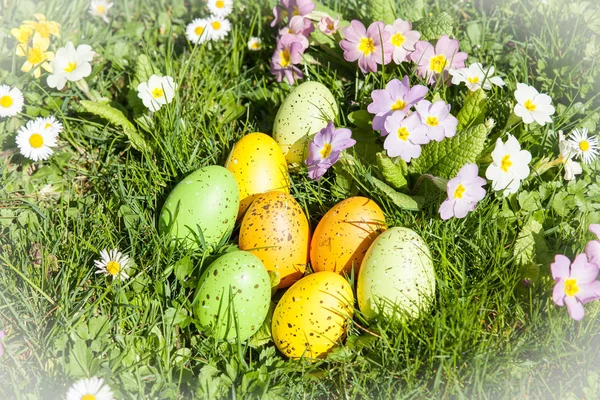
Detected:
[513,83,555,126]
[66,377,114,400]
[36,115,63,136]
[16,119,58,162]
[207,0,233,17]
[449,62,505,91]
[206,16,231,41]
[567,128,598,164]
[0,85,25,118]
[47,42,95,90]
[89,0,114,23]
[94,249,131,281]
[485,134,532,195]
[186,18,210,44]
[137,74,177,112]
[247,37,262,51]
[558,131,582,181]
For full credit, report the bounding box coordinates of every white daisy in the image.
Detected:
[66,377,114,400]
[567,128,598,164]
[247,37,262,51]
[558,131,582,181]
[89,0,114,24]
[206,16,231,41]
[136,74,177,112]
[513,83,555,126]
[449,63,505,91]
[16,119,58,162]
[37,115,63,136]
[0,85,25,118]
[207,0,233,17]
[186,18,210,44]
[47,42,95,91]
[94,249,131,281]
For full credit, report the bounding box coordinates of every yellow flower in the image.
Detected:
[16,40,54,78]
[11,24,35,44]
[23,13,61,40]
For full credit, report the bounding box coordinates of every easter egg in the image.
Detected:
[272,271,354,359]
[194,250,271,341]
[357,227,435,320]
[311,197,387,275]
[158,165,239,249]
[272,81,339,165]
[239,192,310,288]
[225,132,290,217]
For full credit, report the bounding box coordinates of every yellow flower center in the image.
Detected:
[524,99,536,111]
[29,133,44,149]
[453,183,465,199]
[358,37,376,56]
[96,5,106,14]
[564,278,579,297]
[468,76,480,84]
[64,62,77,73]
[390,33,405,47]
[426,116,439,126]
[45,123,52,128]
[500,154,512,173]
[195,26,204,35]
[280,48,291,67]
[152,87,164,99]
[106,260,121,275]
[250,41,260,49]
[580,140,590,151]
[293,6,300,16]
[81,394,97,400]
[429,54,446,73]
[27,47,45,64]
[391,99,406,111]
[212,21,221,30]
[13,27,32,43]
[327,21,335,31]
[397,127,409,141]
[0,96,13,108]
[320,143,333,159]
[216,0,225,8]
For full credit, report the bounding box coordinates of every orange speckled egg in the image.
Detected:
[239,192,310,288]
[311,197,387,275]
[272,271,354,359]
[225,132,290,218]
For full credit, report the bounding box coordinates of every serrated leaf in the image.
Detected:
[134,54,154,86]
[368,0,396,25]
[413,12,453,41]
[514,212,551,267]
[376,152,407,190]
[399,0,425,22]
[372,177,422,211]
[457,89,487,130]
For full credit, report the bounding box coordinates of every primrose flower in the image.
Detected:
[485,134,531,195]
[552,253,600,321]
[414,99,458,142]
[558,132,582,181]
[449,63,505,91]
[16,40,54,79]
[318,15,340,35]
[11,24,35,45]
[66,377,114,400]
[385,19,420,64]
[248,37,262,51]
[567,128,598,164]
[0,85,25,118]
[586,224,600,267]
[0,331,4,358]
[410,35,468,85]
[271,0,316,27]
[137,75,177,112]
[439,163,486,220]
[37,116,63,136]
[186,18,210,44]
[47,42,95,90]
[207,0,233,17]
[206,16,231,41]
[95,249,132,281]
[16,119,58,162]
[367,76,428,134]
[305,121,355,180]
[383,113,429,162]
[23,14,60,40]
[270,34,305,84]
[89,0,114,23]
[340,20,392,74]
[513,83,555,126]
[279,16,314,50]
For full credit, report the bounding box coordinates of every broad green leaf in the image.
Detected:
[457,89,487,130]
[134,54,154,86]
[413,12,453,41]
[348,110,373,130]
[164,307,190,327]
[173,255,194,282]
[376,152,407,190]
[399,0,425,22]
[513,211,551,267]
[368,0,396,24]
[372,177,422,211]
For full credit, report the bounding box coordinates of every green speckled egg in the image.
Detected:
[272,81,339,165]
[357,227,435,320]
[159,165,239,249]
[194,250,271,341]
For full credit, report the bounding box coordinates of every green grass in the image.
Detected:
[1,0,600,398]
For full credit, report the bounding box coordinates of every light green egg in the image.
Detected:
[272,81,339,165]
[159,165,239,249]
[357,227,436,320]
[194,251,271,341]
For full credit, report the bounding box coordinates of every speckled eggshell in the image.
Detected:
[272,81,339,165]
[357,227,435,320]
[158,165,239,249]
[272,271,354,359]
[194,250,271,341]
[238,192,310,288]
[224,132,290,218]
[311,197,387,275]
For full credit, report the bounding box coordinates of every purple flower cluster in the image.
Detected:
[305,121,356,180]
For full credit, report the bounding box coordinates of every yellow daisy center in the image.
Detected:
[216,0,225,8]
[429,54,446,73]
[27,47,45,64]
[280,48,291,67]
[64,62,77,73]
[106,260,121,275]
[0,95,13,108]
[212,21,221,30]
[391,33,405,47]
[13,27,32,43]
[397,127,409,141]
[195,26,204,35]
[152,87,164,99]
[453,183,465,199]
[580,140,590,151]
[358,37,375,56]
[293,6,300,16]
[468,76,480,84]
[45,123,52,128]
[29,133,44,149]
[96,5,106,14]
[524,99,536,111]
[320,143,333,159]
[250,41,260,49]
[391,99,406,111]
[81,394,96,400]
[426,116,439,127]
[500,154,512,173]
[564,278,579,297]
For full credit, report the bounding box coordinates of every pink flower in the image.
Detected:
[279,15,314,50]
[383,113,429,162]
[586,224,600,267]
[367,76,428,134]
[271,0,315,27]
[305,121,356,180]
[318,15,340,35]
[385,19,420,64]
[339,20,393,74]
[270,34,305,84]
[552,253,600,321]
[414,99,458,142]
[439,163,486,220]
[409,35,468,85]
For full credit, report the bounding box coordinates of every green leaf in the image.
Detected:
[457,89,487,130]
[413,12,453,41]
[408,121,493,179]
[372,177,422,211]
[368,0,396,25]
[376,152,408,190]
[134,54,154,86]
[248,302,275,348]
[268,270,280,297]
[398,0,425,22]
[164,307,190,327]
[348,110,374,130]
[173,255,194,283]
[513,211,551,267]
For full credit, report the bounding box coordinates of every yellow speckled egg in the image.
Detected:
[225,132,290,218]
[272,272,354,359]
[239,192,310,288]
[311,197,387,275]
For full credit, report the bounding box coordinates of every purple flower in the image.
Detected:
[439,163,486,220]
[339,20,393,74]
[367,76,428,134]
[0,331,4,358]
[383,113,429,162]
[409,35,468,85]
[552,253,600,321]
[385,19,421,64]
[414,99,458,142]
[272,0,315,27]
[586,224,600,267]
[305,121,356,180]
[279,15,314,50]
[318,15,340,35]
[270,34,305,84]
